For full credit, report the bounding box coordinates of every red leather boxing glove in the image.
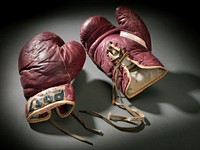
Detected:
[19,31,85,123]
[81,6,167,99]
[18,31,101,145]
[80,6,167,131]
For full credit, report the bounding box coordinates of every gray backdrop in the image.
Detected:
[1,1,200,150]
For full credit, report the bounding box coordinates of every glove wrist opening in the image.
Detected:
[124,60,167,98]
[107,42,167,99]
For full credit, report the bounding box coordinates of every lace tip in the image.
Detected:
[107,112,112,119]
[111,99,115,105]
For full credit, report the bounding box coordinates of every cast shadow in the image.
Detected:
[30,70,197,137]
[73,70,146,133]
[73,70,112,112]
[129,71,200,114]
[30,70,112,137]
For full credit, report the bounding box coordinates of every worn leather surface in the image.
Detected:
[80,6,165,96]
[19,32,86,100]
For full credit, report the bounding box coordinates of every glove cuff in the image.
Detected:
[107,42,167,99]
[25,84,75,123]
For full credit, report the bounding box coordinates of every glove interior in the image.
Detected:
[123,58,167,98]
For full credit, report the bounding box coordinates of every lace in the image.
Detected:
[49,111,103,145]
[109,42,145,128]
[80,42,145,132]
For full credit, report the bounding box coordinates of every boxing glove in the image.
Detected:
[18,31,101,145]
[80,6,167,130]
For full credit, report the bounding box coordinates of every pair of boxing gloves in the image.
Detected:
[18,6,167,145]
